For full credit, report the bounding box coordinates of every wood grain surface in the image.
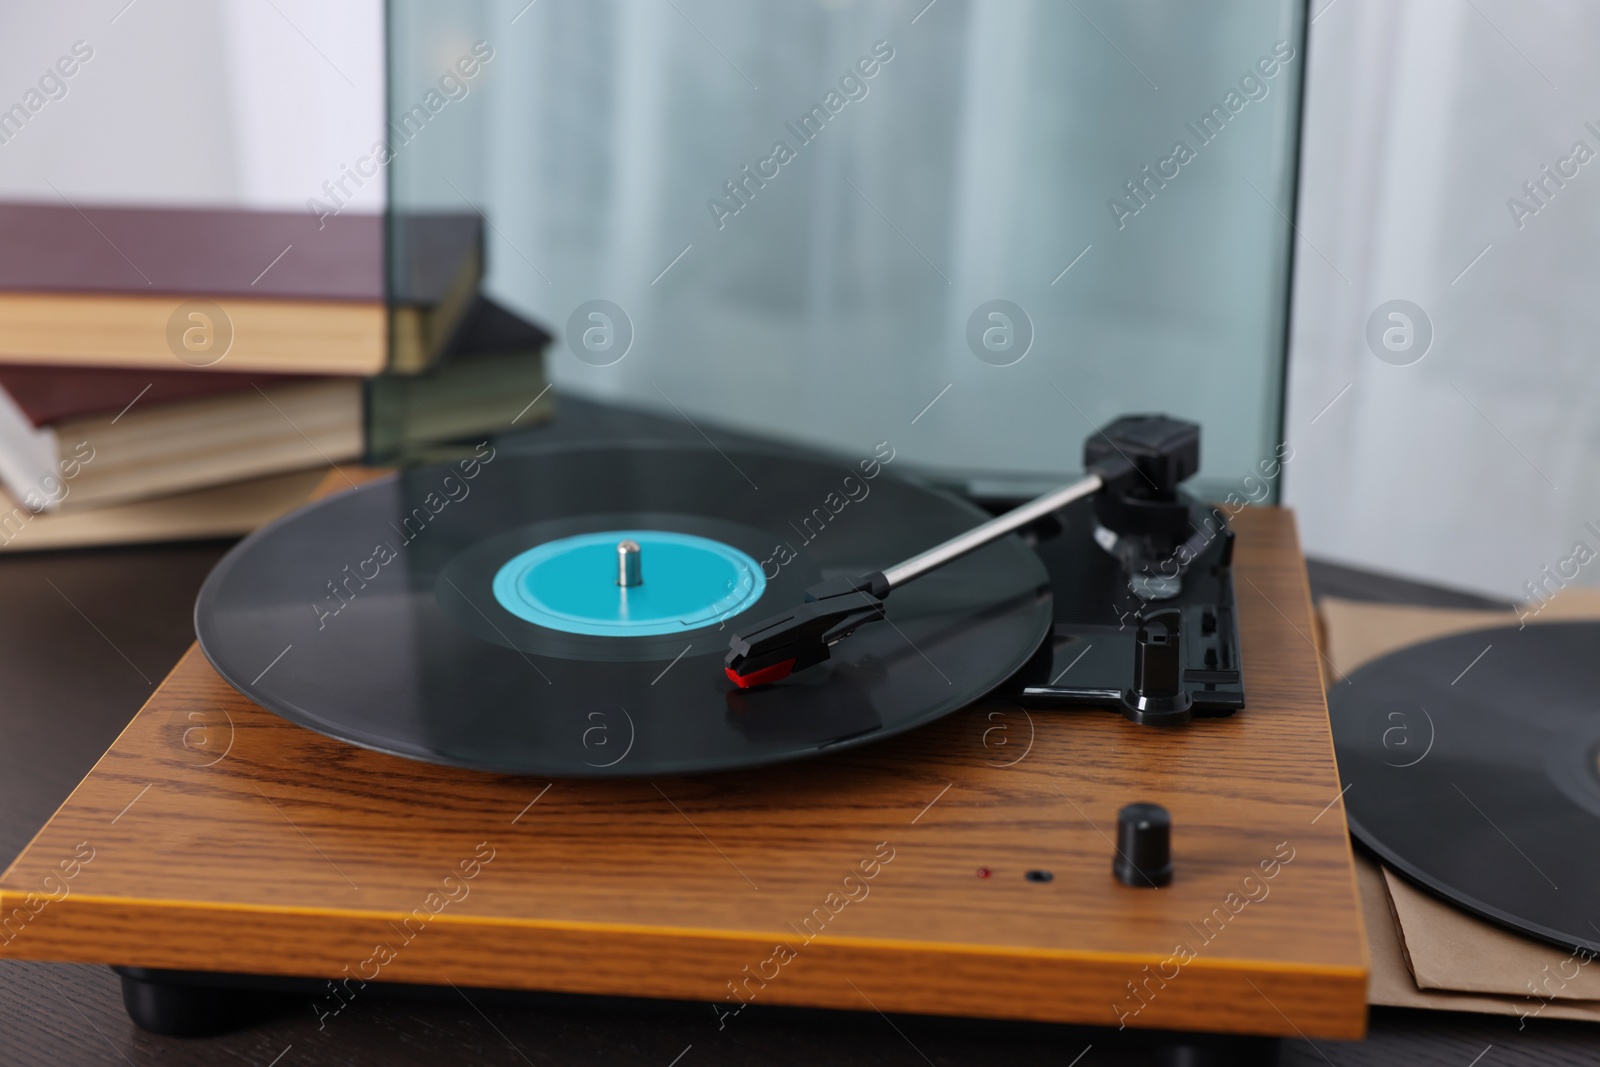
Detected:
[0,502,1367,1039]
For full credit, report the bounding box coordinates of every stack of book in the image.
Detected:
[0,202,552,552]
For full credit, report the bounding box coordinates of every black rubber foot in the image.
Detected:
[116,967,300,1037]
[1156,1035,1281,1067]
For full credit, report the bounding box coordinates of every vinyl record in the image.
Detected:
[195,441,1052,777]
[1329,622,1600,954]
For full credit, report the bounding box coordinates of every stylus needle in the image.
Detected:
[724,469,1110,688]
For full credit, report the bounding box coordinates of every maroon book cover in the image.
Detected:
[0,364,303,427]
[0,203,480,303]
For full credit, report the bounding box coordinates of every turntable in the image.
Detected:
[0,414,1366,1049]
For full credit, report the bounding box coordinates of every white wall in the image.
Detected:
[0,0,383,212]
[1285,0,1600,601]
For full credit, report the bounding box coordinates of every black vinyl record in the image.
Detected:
[195,442,1051,777]
[1329,622,1600,954]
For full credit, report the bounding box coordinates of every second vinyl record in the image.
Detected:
[1329,621,1600,954]
[195,441,1052,777]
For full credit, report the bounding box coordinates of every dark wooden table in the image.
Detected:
[2,426,1596,1063]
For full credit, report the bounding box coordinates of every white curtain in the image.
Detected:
[1286,0,1600,599]
[0,0,382,211]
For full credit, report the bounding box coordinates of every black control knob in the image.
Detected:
[1114,802,1173,888]
[1120,609,1194,726]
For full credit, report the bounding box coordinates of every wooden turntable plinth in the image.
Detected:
[0,500,1367,1039]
